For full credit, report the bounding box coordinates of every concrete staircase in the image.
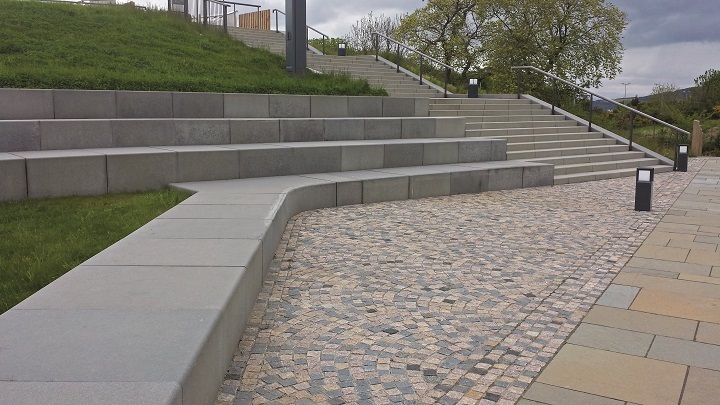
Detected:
[430,96,674,184]
[227,27,445,98]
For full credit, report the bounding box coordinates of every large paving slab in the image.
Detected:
[523,158,720,405]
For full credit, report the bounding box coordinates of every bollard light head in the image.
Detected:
[338,43,346,49]
[469,78,478,85]
[636,167,654,182]
[678,144,688,155]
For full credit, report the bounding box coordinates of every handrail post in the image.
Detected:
[629,111,635,151]
[374,34,379,62]
[552,79,559,115]
[322,35,325,55]
[419,57,423,85]
[223,4,227,32]
[444,67,449,98]
[396,44,400,73]
[306,27,309,50]
[256,5,259,30]
[274,10,278,33]
[588,94,593,132]
[203,0,207,26]
[516,70,521,99]
[674,130,679,171]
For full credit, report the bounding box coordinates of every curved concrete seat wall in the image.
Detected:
[0,137,507,201]
[0,161,553,405]
[0,116,466,153]
[0,89,430,120]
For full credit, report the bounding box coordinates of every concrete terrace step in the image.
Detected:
[0,159,553,405]
[466,120,577,130]
[0,137,506,200]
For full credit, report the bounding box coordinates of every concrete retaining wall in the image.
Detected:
[0,89,430,120]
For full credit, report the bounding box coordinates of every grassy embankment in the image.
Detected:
[0,0,388,314]
[0,0,385,95]
[0,189,190,314]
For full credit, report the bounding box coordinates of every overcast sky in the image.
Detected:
[136,0,719,99]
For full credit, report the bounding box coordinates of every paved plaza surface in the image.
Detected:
[216,159,715,404]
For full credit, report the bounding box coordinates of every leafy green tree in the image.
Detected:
[484,0,627,92]
[394,0,487,82]
[345,11,399,54]
[689,69,720,114]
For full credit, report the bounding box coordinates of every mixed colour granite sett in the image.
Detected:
[216,159,713,404]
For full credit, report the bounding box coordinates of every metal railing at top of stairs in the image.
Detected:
[371,32,450,98]
[271,9,328,55]
[512,66,690,171]
[201,0,260,33]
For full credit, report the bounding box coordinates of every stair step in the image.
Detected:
[507,144,629,160]
[523,151,646,166]
[467,127,595,137]
[554,157,660,175]
[507,138,616,152]
[430,109,552,117]
[474,132,604,144]
[555,164,673,184]
[466,120,577,130]
[464,115,568,123]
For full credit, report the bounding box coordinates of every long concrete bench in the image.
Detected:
[0,137,506,200]
[0,160,553,405]
[0,89,430,120]
[0,116,465,152]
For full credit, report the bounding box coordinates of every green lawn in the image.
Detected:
[0,189,190,314]
[0,0,385,96]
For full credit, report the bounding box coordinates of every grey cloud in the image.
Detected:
[609,0,720,48]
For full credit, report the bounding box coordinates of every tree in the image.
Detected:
[394,0,487,82]
[344,12,399,55]
[689,69,720,114]
[483,0,627,92]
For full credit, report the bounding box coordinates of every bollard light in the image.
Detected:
[338,43,346,56]
[635,167,654,211]
[468,78,479,98]
[677,144,688,172]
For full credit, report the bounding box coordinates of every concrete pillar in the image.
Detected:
[692,120,704,156]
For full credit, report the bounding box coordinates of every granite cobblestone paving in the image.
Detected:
[216,161,702,405]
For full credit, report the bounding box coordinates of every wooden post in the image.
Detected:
[692,120,704,156]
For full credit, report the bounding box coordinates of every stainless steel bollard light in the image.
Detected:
[677,144,688,172]
[635,167,655,211]
[337,43,346,56]
[468,78,479,98]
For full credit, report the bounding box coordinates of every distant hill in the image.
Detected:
[593,87,693,110]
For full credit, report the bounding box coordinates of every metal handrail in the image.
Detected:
[512,65,690,170]
[371,32,450,98]
[203,0,260,33]
[271,9,328,55]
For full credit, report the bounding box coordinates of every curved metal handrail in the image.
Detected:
[512,65,689,170]
[371,32,451,97]
[271,9,328,55]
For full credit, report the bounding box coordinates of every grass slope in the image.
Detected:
[0,189,190,314]
[0,0,385,95]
